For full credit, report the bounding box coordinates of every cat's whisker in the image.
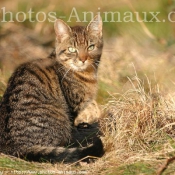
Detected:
[57,65,66,73]
[61,68,71,82]
[94,62,99,67]
[90,64,97,72]
[57,68,64,72]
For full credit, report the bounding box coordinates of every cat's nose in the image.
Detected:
[79,56,87,63]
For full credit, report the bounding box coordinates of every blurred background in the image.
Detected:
[1,0,175,103]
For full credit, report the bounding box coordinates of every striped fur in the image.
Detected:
[0,16,104,163]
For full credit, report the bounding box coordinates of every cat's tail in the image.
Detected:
[22,138,104,163]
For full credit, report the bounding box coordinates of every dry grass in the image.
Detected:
[101,76,175,155]
[96,76,175,174]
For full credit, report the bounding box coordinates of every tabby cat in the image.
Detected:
[0,15,104,163]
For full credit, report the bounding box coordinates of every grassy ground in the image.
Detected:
[1,0,175,174]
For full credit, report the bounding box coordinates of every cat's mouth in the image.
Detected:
[69,60,88,71]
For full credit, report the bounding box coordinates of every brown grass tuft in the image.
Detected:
[100,76,175,167]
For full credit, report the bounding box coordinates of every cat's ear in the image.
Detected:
[54,19,71,42]
[87,15,102,37]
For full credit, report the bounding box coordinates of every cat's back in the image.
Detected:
[0,58,71,152]
[0,58,69,117]
[2,58,61,99]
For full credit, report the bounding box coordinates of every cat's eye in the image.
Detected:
[88,45,95,51]
[68,47,77,53]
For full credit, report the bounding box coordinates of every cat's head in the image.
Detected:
[54,15,103,72]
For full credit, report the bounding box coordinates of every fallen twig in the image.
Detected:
[157,156,175,175]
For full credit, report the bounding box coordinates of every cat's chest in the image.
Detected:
[60,74,97,115]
